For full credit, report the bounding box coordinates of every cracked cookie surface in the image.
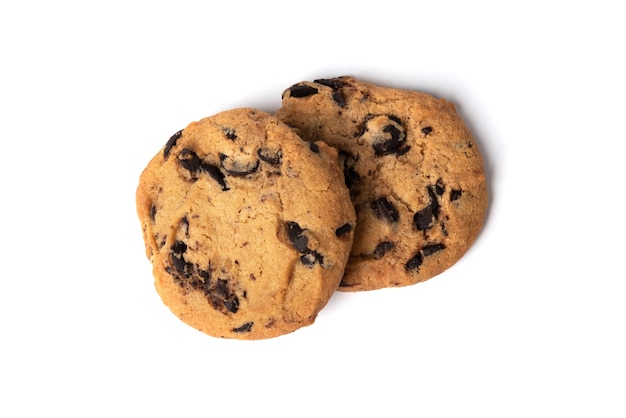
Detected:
[137,108,355,339]
[276,77,488,291]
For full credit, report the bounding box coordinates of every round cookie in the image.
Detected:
[276,77,488,291]
[136,108,356,339]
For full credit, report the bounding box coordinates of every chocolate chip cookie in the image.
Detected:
[276,77,488,291]
[136,108,356,339]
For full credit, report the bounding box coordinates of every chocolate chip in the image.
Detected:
[413,205,434,231]
[164,130,183,158]
[360,115,409,157]
[169,241,192,278]
[178,148,202,173]
[289,84,319,98]
[435,183,445,196]
[314,78,346,90]
[405,253,423,271]
[210,279,239,313]
[287,222,309,253]
[335,223,353,237]
[371,197,399,223]
[339,150,360,189]
[344,165,360,189]
[171,240,187,254]
[422,243,445,257]
[257,147,282,165]
[286,221,325,267]
[309,142,320,154]
[201,162,229,191]
[167,243,242,314]
[332,91,346,107]
[373,124,404,156]
[177,149,231,189]
[355,117,370,138]
[414,186,441,231]
[429,186,440,219]
[232,322,253,333]
[389,115,402,124]
[219,153,259,177]
[150,205,157,222]
[215,278,229,297]
[373,241,394,259]
[422,126,433,135]
[450,189,463,201]
[406,243,445,272]
[222,127,237,141]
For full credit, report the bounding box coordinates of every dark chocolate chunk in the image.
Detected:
[339,150,361,189]
[332,91,346,107]
[164,130,183,158]
[178,148,202,173]
[406,243,445,272]
[360,115,408,157]
[335,223,353,237]
[414,186,440,231]
[206,275,239,314]
[422,243,445,257]
[169,252,192,278]
[215,278,229,297]
[389,115,402,125]
[150,205,157,222]
[257,147,282,165]
[429,186,440,219]
[373,241,394,259]
[219,153,259,177]
[314,78,346,90]
[405,252,423,271]
[344,165,360,189]
[289,84,319,98]
[169,241,192,278]
[371,197,399,223]
[286,222,309,253]
[167,243,242,315]
[201,162,229,191]
[171,240,188,254]
[414,205,434,231]
[286,221,324,267]
[309,142,320,154]
[354,117,370,138]
[372,124,404,156]
[421,126,433,135]
[222,127,237,141]
[435,183,445,196]
[232,322,254,333]
[450,189,463,201]
[224,296,240,313]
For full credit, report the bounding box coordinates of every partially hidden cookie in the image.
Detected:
[136,108,356,339]
[276,77,488,291]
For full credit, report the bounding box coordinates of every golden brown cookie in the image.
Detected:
[276,77,488,291]
[136,108,356,339]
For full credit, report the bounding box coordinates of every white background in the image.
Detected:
[1,1,625,416]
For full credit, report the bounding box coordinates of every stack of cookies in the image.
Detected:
[136,77,488,340]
